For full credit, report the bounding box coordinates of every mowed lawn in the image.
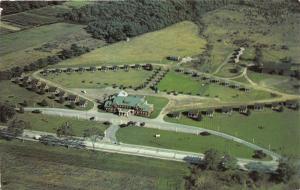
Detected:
[0,80,93,111]
[58,21,207,67]
[117,127,257,159]
[165,109,300,158]
[0,23,104,70]
[158,71,272,102]
[41,70,153,89]
[1,140,188,190]
[145,96,169,118]
[15,113,108,137]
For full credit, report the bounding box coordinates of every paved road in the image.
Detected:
[16,128,278,171]
[103,124,119,143]
[24,107,281,162]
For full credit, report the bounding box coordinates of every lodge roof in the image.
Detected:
[104,93,153,112]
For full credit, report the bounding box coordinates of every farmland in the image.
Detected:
[165,109,300,158]
[57,21,207,67]
[117,126,258,159]
[0,23,104,71]
[0,140,188,190]
[15,112,108,137]
[157,71,272,102]
[41,69,154,89]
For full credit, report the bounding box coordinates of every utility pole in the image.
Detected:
[0,157,2,190]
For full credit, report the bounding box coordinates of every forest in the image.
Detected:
[0,1,64,15]
[62,0,299,43]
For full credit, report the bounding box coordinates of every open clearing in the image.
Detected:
[199,5,300,76]
[158,71,272,102]
[0,140,187,190]
[57,21,207,67]
[247,71,300,95]
[42,69,153,89]
[165,109,300,158]
[117,126,258,159]
[15,112,108,137]
[0,23,104,71]
[0,80,93,111]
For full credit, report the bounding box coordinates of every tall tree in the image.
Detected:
[203,149,223,170]
[83,127,104,150]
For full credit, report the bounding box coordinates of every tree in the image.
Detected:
[58,96,65,104]
[253,150,267,159]
[275,158,297,183]
[56,122,74,137]
[0,102,16,123]
[22,100,28,107]
[221,154,238,171]
[69,102,76,109]
[19,106,24,113]
[203,149,222,170]
[7,119,30,137]
[40,99,48,107]
[83,127,104,149]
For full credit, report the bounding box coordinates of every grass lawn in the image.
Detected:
[0,22,104,71]
[165,109,300,158]
[57,21,207,67]
[145,96,169,118]
[0,140,188,190]
[41,69,153,89]
[0,80,93,111]
[63,0,92,8]
[117,127,258,159]
[15,112,108,137]
[158,71,272,102]
[0,21,21,31]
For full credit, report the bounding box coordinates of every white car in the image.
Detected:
[81,90,87,94]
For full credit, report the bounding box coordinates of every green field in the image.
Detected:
[57,21,207,67]
[145,96,169,118]
[0,21,21,31]
[117,127,258,159]
[165,109,300,158]
[0,23,104,70]
[157,71,272,102]
[199,5,300,74]
[0,80,93,111]
[0,140,188,190]
[247,71,299,94]
[41,69,153,89]
[15,112,108,137]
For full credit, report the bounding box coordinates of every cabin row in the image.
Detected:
[11,76,88,108]
[230,47,245,64]
[40,64,154,75]
[168,100,299,120]
[174,69,250,92]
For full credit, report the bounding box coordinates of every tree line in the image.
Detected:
[185,148,299,190]
[61,0,299,43]
[62,0,240,43]
[0,44,90,81]
[0,1,64,15]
